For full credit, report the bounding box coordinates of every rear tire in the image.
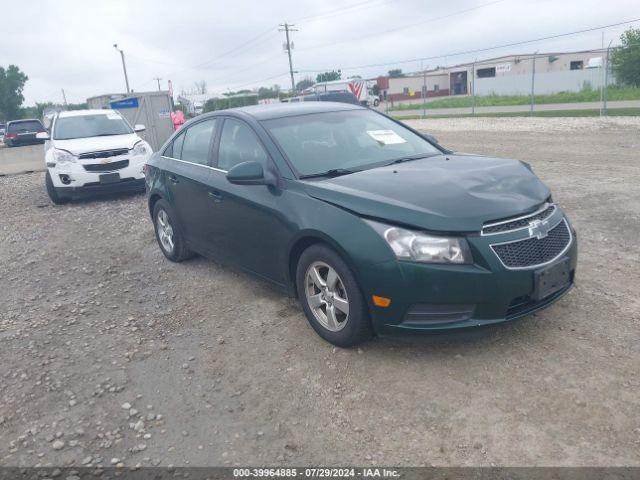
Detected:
[45,171,69,204]
[153,199,193,262]
[296,244,373,347]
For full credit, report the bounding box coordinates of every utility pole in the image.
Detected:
[471,59,476,116]
[61,89,68,106]
[113,43,131,94]
[530,52,537,115]
[604,39,613,116]
[279,22,298,93]
[154,77,162,91]
[421,62,427,119]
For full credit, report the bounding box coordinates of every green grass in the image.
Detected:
[392,87,640,111]
[394,108,640,120]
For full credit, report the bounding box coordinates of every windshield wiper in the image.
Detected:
[386,153,439,166]
[299,168,357,179]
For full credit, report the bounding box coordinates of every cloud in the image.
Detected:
[2,0,638,105]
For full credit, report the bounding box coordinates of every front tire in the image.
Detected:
[45,171,69,204]
[153,199,193,262]
[296,244,373,347]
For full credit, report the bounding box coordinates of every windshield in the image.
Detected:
[8,120,44,133]
[262,110,440,176]
[53,114,133,140]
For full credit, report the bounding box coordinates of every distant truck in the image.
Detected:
[313,79,379,107]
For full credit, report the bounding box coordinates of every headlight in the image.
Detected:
[366,220,472,264]
[131,141,148,156]
[53,149,76,164]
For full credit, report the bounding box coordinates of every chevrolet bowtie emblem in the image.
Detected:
[528,219,550,240]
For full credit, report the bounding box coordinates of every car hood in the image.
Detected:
[53,133,141,155]
[302,154,550,232]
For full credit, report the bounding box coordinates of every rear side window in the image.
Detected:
[8,120,44,133]
[217,118,269,171]
[163,131,185,158]
[179,119,216,165]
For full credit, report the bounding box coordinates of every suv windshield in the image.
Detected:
[262,110,440,176]
[53,114,133,140]
[8,120,44,133]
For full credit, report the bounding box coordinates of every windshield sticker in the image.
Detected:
[106,113,121,120]
[367,130,407,145]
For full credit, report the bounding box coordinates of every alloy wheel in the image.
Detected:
[156,209,175,254]
[305,261,350,332]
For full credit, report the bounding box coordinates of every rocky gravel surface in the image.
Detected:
[0,118,639,468]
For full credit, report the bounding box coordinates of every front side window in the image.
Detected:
[180,119,217,165]
[53,114,132,140]
[217,118,269,171]
[262,110,440,176]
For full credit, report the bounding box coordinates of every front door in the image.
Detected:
[205,117,290,285]
[164,118,218,251]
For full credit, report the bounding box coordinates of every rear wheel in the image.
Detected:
[45,171,69,204]
[153,199,193,262]
[296,244,373,347]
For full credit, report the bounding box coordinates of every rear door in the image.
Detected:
[162,118,218,252]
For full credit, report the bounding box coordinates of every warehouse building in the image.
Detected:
[377,48,610,101]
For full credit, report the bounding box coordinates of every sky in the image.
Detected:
[2,0,639,106]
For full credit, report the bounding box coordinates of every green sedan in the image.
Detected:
[145,102,577,347]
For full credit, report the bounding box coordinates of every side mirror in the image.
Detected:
[227,161,274,186]
[134,124,146,132]
[36,132,50,140]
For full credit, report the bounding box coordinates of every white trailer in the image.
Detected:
[313,79,379,107]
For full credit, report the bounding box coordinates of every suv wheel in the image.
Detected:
[296,244,373,347]
[45,171,69,204]
[153,199,193,262]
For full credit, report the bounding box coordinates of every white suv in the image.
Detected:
[39,109,152,204]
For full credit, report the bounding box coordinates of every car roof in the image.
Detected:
[7,118,42,124]
[226,101,365,121]
[57,109,120,118]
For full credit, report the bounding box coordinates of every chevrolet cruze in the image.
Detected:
[145,102,577,347]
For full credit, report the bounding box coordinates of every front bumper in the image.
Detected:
[54,177,146,199]
[359,215,578,335]
[48,154,148,197]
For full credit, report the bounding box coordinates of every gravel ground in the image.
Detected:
[0,117,639,468]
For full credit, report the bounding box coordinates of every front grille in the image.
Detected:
[483,204,555,235]
[78,149,129,160]
[83,159,129,172]
[492,219,571,268]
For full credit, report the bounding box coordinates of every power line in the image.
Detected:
[299,17,640,73]
[297,0,506,52]
[293,0,396,23]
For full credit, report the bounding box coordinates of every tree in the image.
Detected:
[193,80,207,94]
[388,69,404,78]
[611,28,640,87]
[0,65,28,121]
[296,76,315,91]
[316,70,341,83]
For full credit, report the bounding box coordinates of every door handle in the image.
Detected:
[168,175,179,184]
[208,190,223,202]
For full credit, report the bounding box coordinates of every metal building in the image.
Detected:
[87,91,174,152]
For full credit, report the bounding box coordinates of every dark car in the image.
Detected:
[145,102,577,347]
[4,119,47,147]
